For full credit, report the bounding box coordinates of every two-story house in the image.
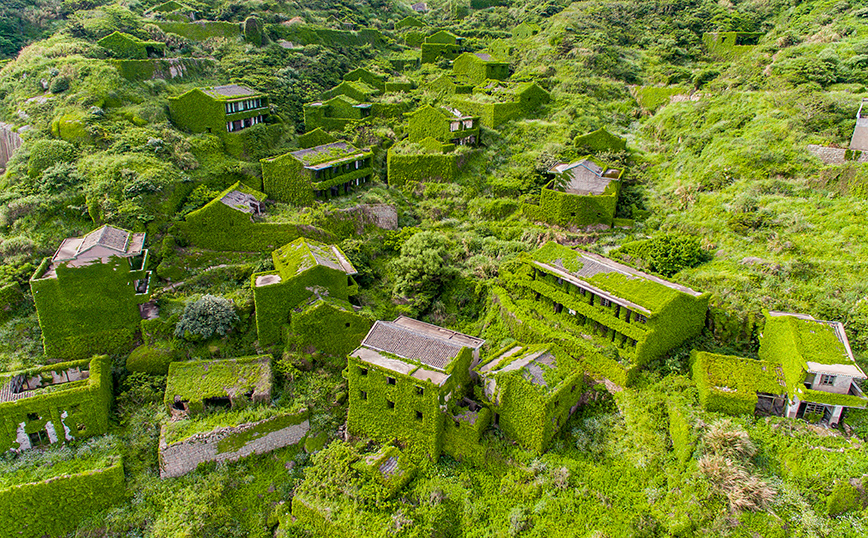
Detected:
[30,225,151,359]
[406,105,480,146]
[421,30,466,63]
[760,311,867,426]
[476,343,583,453]
[497,242,709,386]
[251,238,359,346]
[260,141,374,205]
[347,316,486,459]
[169,84,269,135]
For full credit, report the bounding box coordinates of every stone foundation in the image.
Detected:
[159,411,310,478]
[806,144,868,165]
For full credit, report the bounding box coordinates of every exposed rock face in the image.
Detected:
[0,123,22,170]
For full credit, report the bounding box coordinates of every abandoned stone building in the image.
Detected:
[452,52,510,84]
[693,312,868,426]
[760,311,867,425]
[533,158,623,227]
[0,356,112,452]
[251,237,359,346]
[260,141,374,205]
[499,242,709,386]
[160,356,310,478]
[303,95,373,131]
[476,343,584,453]
[168,84,269,135]
[30,225,151,359]
[347,316,487,458]
[421,30,466,63]
[406,105,480,146]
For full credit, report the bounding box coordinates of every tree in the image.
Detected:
[174,295,239,340]
[391,231,457,313]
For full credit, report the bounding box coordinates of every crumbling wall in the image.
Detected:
[0,123,22,170]
[159,411,310,478]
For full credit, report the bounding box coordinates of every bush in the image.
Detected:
[174,295,239,340]
[27,139,76,178]
[826,480,861,516]
[49,76,70,93]
[391,231,457,313]
[126,343,176,375]
[615,233,707,276]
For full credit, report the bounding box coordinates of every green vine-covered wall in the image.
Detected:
[387,139,458,187]
[0,356,113,451]
[30,252,148,360]
[0,461,125,538]
[453,53,509,85]
[284,298,373,358]
[690,350,785,415]
[154,21,241,41]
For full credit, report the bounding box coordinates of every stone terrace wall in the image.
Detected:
[0,123,22,170]
[160,413,310,478]
[807,144,868,165]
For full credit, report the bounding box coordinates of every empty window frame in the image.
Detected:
[387,377,396,385]
[819,374,837,386]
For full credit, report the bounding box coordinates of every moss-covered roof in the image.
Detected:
[272,237,357,279]
[692,351,785,397]
[529,242,703,314]
[478,343,578,393]
[287,141,369,168]
[164,355,272,405]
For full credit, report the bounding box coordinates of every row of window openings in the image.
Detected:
[358,391,424,420]
[358,368,426,395]
[449,120,475,132]
[533,272,649,324]
[226,115,264,132]
[225,99,264,114]
[451,135,476,146]
[540,295,639,348]
[314,176,371,199]
[313,159,371,180]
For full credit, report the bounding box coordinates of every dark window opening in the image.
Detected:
[493,412,500,426]
[360,390,367,400]
[415,411,423,421]
[77,423,86,433]
[571,385,576,393]
[26,413,40,422]
[387,400,395,409]
[345,322,351,328]
[387,377,396,385]
[416,386,424,396]
[244,390,255,401]
[172,400,188,411]
[28,431,49,448]
[735,34,760,46]
[360,367,368,376]
[203,396,232,411]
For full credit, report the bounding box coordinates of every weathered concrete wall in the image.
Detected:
[0,123,22,170]
[159,413,310,478]
[807,144,868,165]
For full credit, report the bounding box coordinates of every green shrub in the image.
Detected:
[49,76,69,93]
[174,295,239,340]
[127,343,177,375]
[27,139,76,178]
[614,234,707,276]
[826,480,860,516]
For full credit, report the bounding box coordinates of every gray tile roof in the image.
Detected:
[78,225,129,255]
[360,317,483,370]
[203,84,259,99]
[220,190,261,214]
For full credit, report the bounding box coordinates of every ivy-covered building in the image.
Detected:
[476,343,584,453]
[168,84,269,136]
[30,225,151,359]
[702,31,763,59]
[97,31,165,59]
[497,242,710,386]
[759,312,867,425]
[428,74,474,95]
[160,356,310,477]
[452,52,509,85]
[529,158,623,227]
[347,316,487,458]
[406,105,480,146]
[252,238,359,346]
[395,15,425,31]
[387,137,459,187]
[321,80,381,102]
[421,30,466,63]
[573,127,627,153]
[165,356,272,416]
[342,67,387,92]
[512,21,541,40]
[0,356,112,452]
[454,80,550,127]
[303,95,372,131]
[260,141,374,205]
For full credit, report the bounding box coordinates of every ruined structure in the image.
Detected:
[527,158,623,227]
[347,316,487,458]
[30,225,151,359]
[406,105,480,146]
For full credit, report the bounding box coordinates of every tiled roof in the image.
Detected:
[360,317,483,370]
[203,84,259,99]
[289,141,364,168]
[220,190,260,214]
[474,52,494,61]
[78,225,129,255]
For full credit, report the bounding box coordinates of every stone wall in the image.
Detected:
[807,144,868,165]
[159,413,310,478]
[0,123,22,170]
